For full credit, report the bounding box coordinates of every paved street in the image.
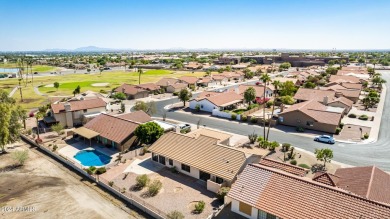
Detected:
[154,71,390,171]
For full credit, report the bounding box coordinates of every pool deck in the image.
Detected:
[58,140,119,168]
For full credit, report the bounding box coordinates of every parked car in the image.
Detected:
[314,135,335,144]
[33,72,38,74]
[177,123,191,130]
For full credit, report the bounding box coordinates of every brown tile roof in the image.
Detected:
[228,164,390,219]
[168,83,188,89]
[280,100,343,126]
[156,78,179,87]
[341,82,363,90]
[341,66,368,71]
[148,132,247,181]
[312,171,340,186]
[116,110,152,123]
[185,128,232,143]
[51,98,106,114]
[84,114,139,144]
[195,91,221,99]
[238,85,265,97]
[294,88,336,102]
[337,70,369,75]
[136,83,160,91]
[199,91,243,107]
[115,84,148,95]
[179,76,199,84]
[219,71,243,78]
[329,75,361,84]
[198,77,214,83]
[335,166,390,204]
[328,96,354,107]
[336,89,361,99]
[212,75,227,81]
[259,158,307,177]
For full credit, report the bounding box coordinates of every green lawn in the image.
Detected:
[232,109,247,114]
[0,63,58,72]
[0,70,207,109]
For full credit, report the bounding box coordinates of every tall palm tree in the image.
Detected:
[260,73,271,139]
[35,112,44,139]
[266,80,281,140]
[138,69,143,84]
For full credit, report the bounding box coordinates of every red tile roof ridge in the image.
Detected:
[312,171,340,186]
[103,113,142,125]
[249,163,390,208]
[259,158,307,176]
[366,166,376,199]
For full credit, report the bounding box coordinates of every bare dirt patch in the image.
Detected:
[0,144,143,219]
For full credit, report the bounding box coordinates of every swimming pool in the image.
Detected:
[74,150,112,166]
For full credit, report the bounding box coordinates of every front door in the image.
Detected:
[199,170,211,182]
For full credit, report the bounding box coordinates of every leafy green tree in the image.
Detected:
[134,122,164,144]
[325,67,338,75]
[54,82,60,91]
[260,73,271,139]
[362,91,380,110]
[372,76,386,86]
[327,60,336,66]
[51,123,64,135]
[74,85,81,95]
[120,102,125,112]
[314,148,333,168]
[244,87,256,104]
[279,81,297,96]
[225,65,232,72]
[133,100,157,115]
[138,68,143,84]
[303,82,316,88]
[179,88,192,107]
[113,92,126,100]
[243,68,254,79]
[280,95,295,105]
[279,62,291,70]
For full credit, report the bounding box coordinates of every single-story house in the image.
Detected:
[329,75,363,84]
[115,110,152,123]
[197,77,217,87]
[51,98,107,128]
[115,83,149,100]
[166,83,188,93]
[136,83,161,94]
[327,96,353,113]
[189,91,243,112]
[219,71,244,81]
[148,132,255,193]
[212,75,229,85]
[184,62,203,70]
[321,84,361,103]
[227,163,390,219]
[178,76,199,87]
[155,78,179,89]
[278,100,343,133]
[293,88,336,103]
[238,85,274,99]
[74,113,140,151]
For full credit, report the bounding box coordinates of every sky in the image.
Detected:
[0,0,389,51]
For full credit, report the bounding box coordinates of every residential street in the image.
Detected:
[154,71,390,171]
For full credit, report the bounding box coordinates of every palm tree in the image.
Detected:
[260,73,271,139]
[35,112,44,139]
[266,80,281,140]
[138,69,143,85]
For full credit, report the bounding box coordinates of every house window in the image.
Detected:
[168,159,173,166]
[181,164,190,172]
[159,155,166,165]
[152,153,158,162]
[199,171,211,182]
[306,121,314,126]
[201,105,203,108]
[239,201,252,216]
[216,177,224,184]
[83,109,87,113]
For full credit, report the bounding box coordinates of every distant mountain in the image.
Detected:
[74,46,113,52]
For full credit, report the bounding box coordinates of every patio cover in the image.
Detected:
[219,99,242,107]
[73,127,99,139]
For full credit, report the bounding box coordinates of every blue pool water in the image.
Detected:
[74,150,111,166]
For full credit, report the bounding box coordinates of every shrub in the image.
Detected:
[339,123,344,129]
[95,167,106,175]
[250,117,258,123]
[194,201,205,214]
[11,150,29,166]
[231,113,237,120]
[217,187,230,202]
[108,181,114,187]
[142,146,149,155]
[136,174,150,189]
[195,104,201,112]
[364,133,369,139]
[52,145,58,152]
[248,132,258,144]
[359,115,369,120]
[348,113,357,118]
[241,115,247,121]
[290,160,297,165]
[99,89,107,94]
[266,100,274,108]
[335,127,341,135]
[26,129,32,135]
[89,166,96,172]
[85,168,93,175]
[268,141,280,151]
[148,179,162,196]
[247,103,259,110]
[298,164,311,169]
[296,126,305,132]
[172,92,179,96]
[167,211,185,219]
[51,123,64,135]
[282,143,291,152]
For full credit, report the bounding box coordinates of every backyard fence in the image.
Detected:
[20,135,167,219]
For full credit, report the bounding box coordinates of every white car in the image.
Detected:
[314,135,335,144]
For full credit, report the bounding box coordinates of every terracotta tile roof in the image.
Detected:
[294,88,336,102]
[195,91,221,99]
[228,164,390,219]
[136,83,160,91]
[259,158,307,176]
[335,166,390,204]
[115,83,147,95]
[329,75,361,84]
[116,110,152,123]
[199,91,243,107]
[337,70,369,75]
[168,83,188,89]
[148,132,247,181]
[328,96,354,107]
[156,78,179,87]
[219,71,243,78]
[179,76,199,84]
[336,89,361,98]
[212,75,227,81]
[51,98,106,114]
[341,82,363,90]
[198,77,214,83]
[312,171,340,186]
[341,66,368,71]
[280,100,343,126]
[84,114,139,144]
[238,85,265,97]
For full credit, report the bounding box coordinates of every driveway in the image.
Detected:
[154,70,390,171]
